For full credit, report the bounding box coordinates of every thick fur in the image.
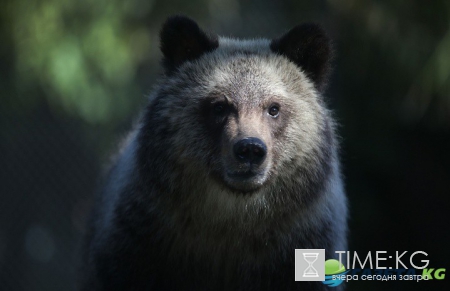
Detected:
[81,16,347,291]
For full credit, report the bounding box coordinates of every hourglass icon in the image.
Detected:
[303,253,319,277]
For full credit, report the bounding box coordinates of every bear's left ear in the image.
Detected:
[160,15,219,74]
[270,23,333,91]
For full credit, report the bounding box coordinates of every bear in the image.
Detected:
[81,15,347,291]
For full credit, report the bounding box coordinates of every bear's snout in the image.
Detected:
[233,137,267,165]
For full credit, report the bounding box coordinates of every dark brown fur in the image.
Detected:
[81,16,347,291]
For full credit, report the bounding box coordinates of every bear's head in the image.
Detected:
[139,16,335,197]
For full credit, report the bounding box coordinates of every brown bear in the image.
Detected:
[81,15,347,291]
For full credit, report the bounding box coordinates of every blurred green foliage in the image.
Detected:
[327,0,450,125]
[7,0,156,123]
[2,0,448,126]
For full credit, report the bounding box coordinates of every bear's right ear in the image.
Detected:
[270,23,333,91]
[160,15,219,74]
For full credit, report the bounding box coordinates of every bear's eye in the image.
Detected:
[268,105,280,117]
[213,102,227,115]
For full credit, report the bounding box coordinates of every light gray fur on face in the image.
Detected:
[163,40,322,166]
[148,36,339,234]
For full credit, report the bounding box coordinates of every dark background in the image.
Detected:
[1,0,449,290]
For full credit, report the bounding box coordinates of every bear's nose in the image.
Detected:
[233,137,267,165]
